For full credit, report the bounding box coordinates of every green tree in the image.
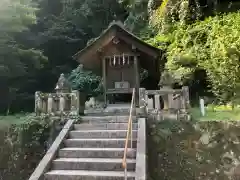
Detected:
[164,12,240,104]
[0,0,47,114]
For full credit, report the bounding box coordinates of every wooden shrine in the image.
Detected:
[73,21,162,107]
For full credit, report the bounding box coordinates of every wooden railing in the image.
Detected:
[122,88,135,180]
[35,90,80,116]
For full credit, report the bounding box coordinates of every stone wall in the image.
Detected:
[147,119,240,180]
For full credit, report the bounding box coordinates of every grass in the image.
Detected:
[0,113,34,128]
[190,106,240,121]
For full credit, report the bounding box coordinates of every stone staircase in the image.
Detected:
[43,116,139,180]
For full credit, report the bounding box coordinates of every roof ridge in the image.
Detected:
[108,20,125,29]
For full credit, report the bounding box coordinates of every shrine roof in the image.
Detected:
[72,21,161,61]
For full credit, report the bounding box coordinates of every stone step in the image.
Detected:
[59,148,136,158]
[80,116,137,123]
[85,111,131,116]
[69,130,138,139]
[45,170,135,180]
[64,139,137,148]
[74,123,138,130]
[52,158,136,171]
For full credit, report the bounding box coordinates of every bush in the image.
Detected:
[67,65,103,97]
[0,114,63,180]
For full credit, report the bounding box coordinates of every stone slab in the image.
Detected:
[135,118,146,180]
[45,170,135,180]
[58,147,136,158]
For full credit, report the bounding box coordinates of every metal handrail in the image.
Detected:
[122,88,135,180]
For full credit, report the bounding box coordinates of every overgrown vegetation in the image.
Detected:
[146,1,240,105]
[0,114,62,180]
[148,119,240,180]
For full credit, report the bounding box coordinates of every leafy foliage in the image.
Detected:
[0,0,47,114]
[162,12,240,103]
[0,0,47,78]
[148,119,240,180]
[0,0,126,114]
[0,114,62,180]
[67,66,103,97]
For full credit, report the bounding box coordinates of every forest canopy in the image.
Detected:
[1,0,240,114]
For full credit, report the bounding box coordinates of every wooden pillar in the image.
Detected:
[134,55,140,107]
[102,57,107,107]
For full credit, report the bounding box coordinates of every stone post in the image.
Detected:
[181,86,190,112]
[145,91,149,114]
[138,88,147,117]
[148,98,154,110]
[47,94,53,114]
[161,86,172,110]
[42,95,47,113]
[59,94,65,112]
[154,94,160,111]
[71,90,80,116]
[35,91,41,115]
[182,86,190,112]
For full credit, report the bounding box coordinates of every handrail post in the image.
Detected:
[124,163,127,180]
[130,117,133,149]
[122,88,135,179]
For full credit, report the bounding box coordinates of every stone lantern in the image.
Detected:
[159,71,175,110]
[55,73,72,93]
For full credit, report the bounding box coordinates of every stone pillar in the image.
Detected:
[35,91,41,115]
[148,98,154,110]
[47,94,53,113]
[160,86,172,110]
[59,94,65,112]
[71,90,80,116]
[168,93,174,112]
[182,86,190,112]
[138,88,147,116]
[145,91,149,114]
[154,94,160,111]
[42,95,47,113]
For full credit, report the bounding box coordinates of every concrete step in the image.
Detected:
[45,170,135,180]
[64,139,137,148]
[52,158,136,171]
[74,123,138,130]
[80,116,137,123]
[58,148,136,158]
[69,130,138,139]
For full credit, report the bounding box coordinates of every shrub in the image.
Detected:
[0,114,63,180]
[67,65,103,97]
